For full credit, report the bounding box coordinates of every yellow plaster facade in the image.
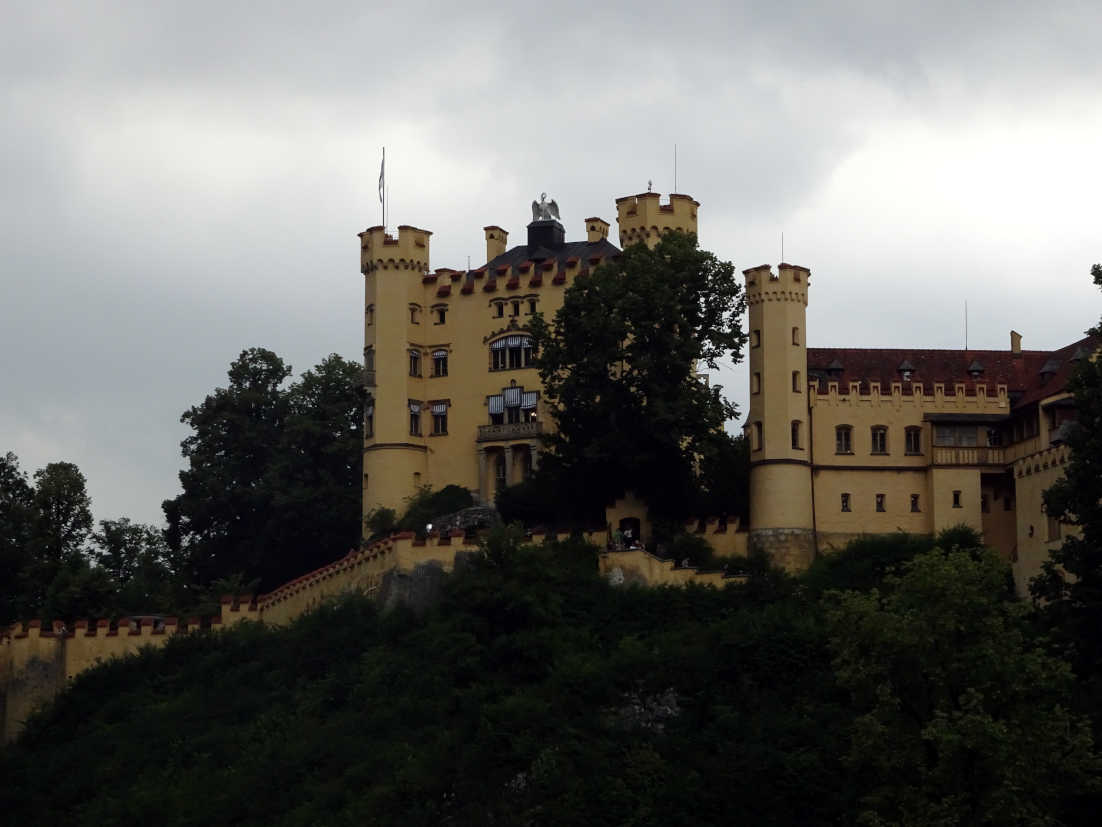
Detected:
[744,260,1090,589]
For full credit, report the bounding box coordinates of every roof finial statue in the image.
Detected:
[531,192,560,222]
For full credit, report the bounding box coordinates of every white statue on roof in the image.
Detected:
[531,192,560,222]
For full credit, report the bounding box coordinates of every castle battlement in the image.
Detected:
[810,381,1010,409]
[359,224,432,274]
[615,192,698,248]
[743,263,809,305]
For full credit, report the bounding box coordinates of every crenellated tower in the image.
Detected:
[744,263,815,570]
[358,224,433,521]
[615,192,699,248]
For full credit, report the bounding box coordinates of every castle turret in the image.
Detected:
[585,217,609,242]
[358,224,433,524]
[744,263,815,570]
[615,192,699,249]
[484,225,508,262]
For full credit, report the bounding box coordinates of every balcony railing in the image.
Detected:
[477,421,542,443]
[931,446,1007,466]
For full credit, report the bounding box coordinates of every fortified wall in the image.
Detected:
[2,523,745,743]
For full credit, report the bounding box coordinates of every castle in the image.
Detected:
[358,190,700,515]
[358,187,1089,590]
[2,187,1089,742]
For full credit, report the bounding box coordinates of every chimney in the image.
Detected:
[585,217,609,243]
[484,226,508,263]
[1010,330,1022,355]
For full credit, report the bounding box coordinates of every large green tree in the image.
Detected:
[529,230,747,524]
[827,547,1098,826]
[164,349,363,593]
[0,452,35,623]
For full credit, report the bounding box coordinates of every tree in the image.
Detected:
[1032,263,1102,680]
[529,230,747,523]
[164,349,363,593]
[30,462,93,563]
[91,518,177,614]
[164,348,291,589]
[0,452,35,623]
[827,548,1099,825]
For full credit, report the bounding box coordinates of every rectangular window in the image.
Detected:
[495,303,504,318]
[528,299,537,315]
[432,412,447,435]
[952,490,962,508]
[1047,515,1061,541]
[836,426,852,454]
[753,422,763,452]
[506,407,522,425]
[435,308,446,324]
[875,493,885,512]
[492,349,507,371]
[910,494,920,512]
[841,493,851,512]
[432,352,448,377]
[905,427,921,454]
[752,372,761,394]
[792,326,799,345]
[792,371,801,392]
[409,402,422,436]
[751,329,760,348]
[871,426,887,454]
[365,403,374,438]
[791,420,801,450]
[935,425,977,447]
[409,350,421,377]
[511,300,520,317]
[410,306,420,324]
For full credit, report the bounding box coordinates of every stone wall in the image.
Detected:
[748,527,817,571]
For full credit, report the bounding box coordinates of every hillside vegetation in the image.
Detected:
[2,527,1099,826]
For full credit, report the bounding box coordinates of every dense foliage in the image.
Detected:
[4,528,1098,826]
[529,231,748,524]
[164,349,364,592]
[1032,263,1102,686]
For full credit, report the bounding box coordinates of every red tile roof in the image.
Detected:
[807,334,1096,409]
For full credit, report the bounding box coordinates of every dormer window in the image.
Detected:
[1039,358,1061,383]
[968,359,984,379]
[897,359,915,382]
[827,358,844,379]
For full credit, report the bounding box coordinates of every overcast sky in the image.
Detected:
[2,1,1099,528]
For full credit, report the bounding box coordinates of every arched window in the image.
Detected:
[490,335,535,371]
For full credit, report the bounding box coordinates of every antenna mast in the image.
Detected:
[674,144,678,192]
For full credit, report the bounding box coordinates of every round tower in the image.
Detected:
[744,263,815,570]
[615,192,699,249]
[358,224,433,531]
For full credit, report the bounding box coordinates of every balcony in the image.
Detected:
[931,446,1007,466]
[477,421,542,443]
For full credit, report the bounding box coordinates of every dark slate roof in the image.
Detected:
[807,334,1097,410]
[484,237,620,270]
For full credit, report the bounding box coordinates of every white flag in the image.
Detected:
[378,148,385,204]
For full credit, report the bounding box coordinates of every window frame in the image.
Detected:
[835,425,853,454]
[904,426,922,455]
[408,349,421,377]
[870,425,888,455]
[432,350,448,377]
[841,492,851,512]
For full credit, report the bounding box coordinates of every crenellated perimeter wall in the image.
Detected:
[2,525,747,742]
